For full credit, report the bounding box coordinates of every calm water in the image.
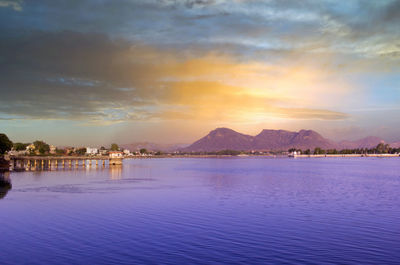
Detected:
[1,158,400,264]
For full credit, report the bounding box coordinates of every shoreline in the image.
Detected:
[291,154,400,158]
[5,154,400,162]
[124,154,400,159]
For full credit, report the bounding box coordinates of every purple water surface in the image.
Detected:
[1,157,400,264]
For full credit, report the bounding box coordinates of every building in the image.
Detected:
[99,149,108,156]
[8,150,27,156]
[109,151,123,165]
[49,145,57,154]
[109,151,123,158]
[86,147,98,155]
[26,144,35,152]
[64,147,74,155]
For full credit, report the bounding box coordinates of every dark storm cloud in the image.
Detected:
[0,30,160,120]
[382,0,400,21]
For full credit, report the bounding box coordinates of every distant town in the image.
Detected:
[5,140,155,158]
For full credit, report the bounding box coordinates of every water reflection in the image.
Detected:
[109,165,122,180]
[0,170,12,200]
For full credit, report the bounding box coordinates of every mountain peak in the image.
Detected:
[183,128,253,152]
[298,129,319,135]
[183,127,388,152]
[209,127,239,135]
[258,129,290,135]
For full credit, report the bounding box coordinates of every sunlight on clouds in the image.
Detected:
[139,51,352,123]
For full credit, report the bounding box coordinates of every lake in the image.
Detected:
[1,157,400,264]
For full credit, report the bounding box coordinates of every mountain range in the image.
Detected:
[181,128,394,152]
[121,142,188,152]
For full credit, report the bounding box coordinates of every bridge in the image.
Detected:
[7,155,123,171]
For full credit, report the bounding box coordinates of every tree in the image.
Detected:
[327,149,338,154]
[111,143,119,151]
[216,149,241,156]
[56,148,65,155]
[0,133,13,154]
[313,147,325,155]
[375,143,390,154]
[75,148,86,155]
[140,148,148,154]
[13,142,29,151]
[33,140,50,154]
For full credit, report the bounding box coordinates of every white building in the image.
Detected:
[50,145,57,154]
[86,147,98,155]
[99,149,108,155]
[109,151,123,158]
[8,150,27,156]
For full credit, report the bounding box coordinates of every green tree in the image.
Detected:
[33,140,50,154]
[313,147,325,155]
[0,133,13,154]
[140,148,148,154]
[111,143,119,151]
[216,149,241,156]
[75,148,86,155]
[327,149,338,154]
[375,143,389,154]
[56,148,65,155]
[13,142,29,151]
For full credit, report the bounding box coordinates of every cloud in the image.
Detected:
[0,0,22,11]
[0,30,352,123]
[1,0,399,61]
[278,108,349,120]
[382,0,400,22]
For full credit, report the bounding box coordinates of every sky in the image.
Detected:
[0,0,399,146]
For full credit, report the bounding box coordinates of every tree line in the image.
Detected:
[290,143,400,155]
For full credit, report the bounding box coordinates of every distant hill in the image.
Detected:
[253,129,336,150]
[183,128,254,152]
[338,136,384,150]
[390,142,400,148]
[182,127,392,152]
[121,142,188,152]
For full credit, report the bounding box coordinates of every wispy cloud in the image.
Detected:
[0,0,22,11]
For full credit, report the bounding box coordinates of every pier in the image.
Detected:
[7,156,117,171]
